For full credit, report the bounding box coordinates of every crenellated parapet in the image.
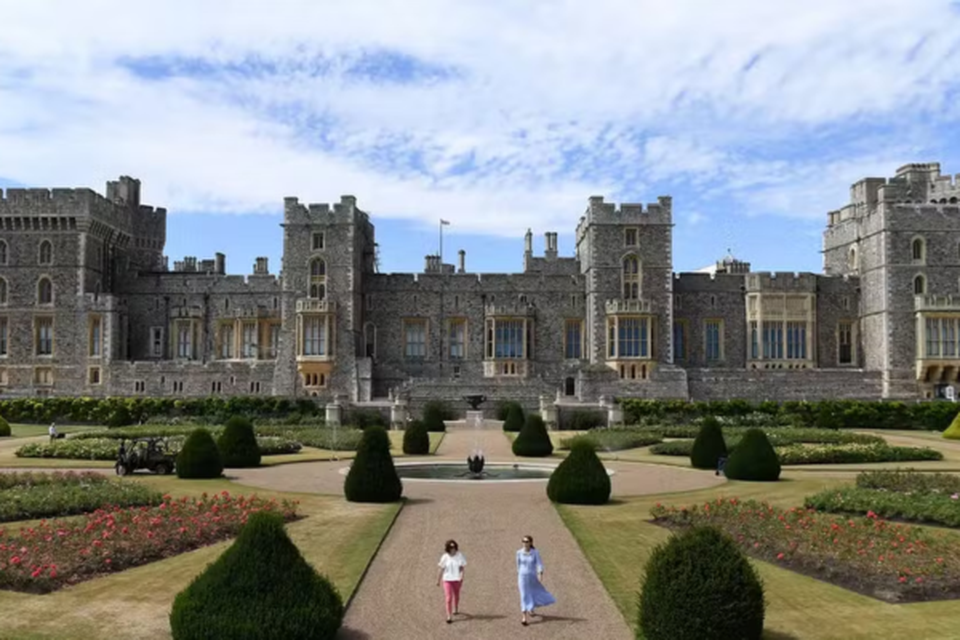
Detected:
[745,272,819,293]
[283,195,370,226]
[575,195,672,239]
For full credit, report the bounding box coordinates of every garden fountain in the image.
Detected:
[463,394,487,476]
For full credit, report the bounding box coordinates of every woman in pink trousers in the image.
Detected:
[436,539,467,623]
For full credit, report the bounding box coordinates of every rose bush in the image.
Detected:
[0,491,299,594]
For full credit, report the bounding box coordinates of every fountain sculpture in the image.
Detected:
[463,394,487,477]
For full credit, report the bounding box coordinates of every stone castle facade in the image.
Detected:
[1,163,959,413]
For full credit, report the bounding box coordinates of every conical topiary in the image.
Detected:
[422,401,447,432]
[0,415,10,437]
[638,526,765,640]
[502,403,525,433]
[512,413,554,457]
[217,415,261,468]
[943,410,960,440]
[176,428,224,479]
[344,425,403,502]
[169,511,344,640]
[723,428,781,481]
[402,419,430,455]
[546,438,610,504]
[690,416,727,470]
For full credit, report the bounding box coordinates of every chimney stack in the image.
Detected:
[458,249,466,273]
[524,228,533,255]
[544,232,558,259]
[215,252,226,275]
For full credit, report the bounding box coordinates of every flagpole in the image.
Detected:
[439,219,443,266]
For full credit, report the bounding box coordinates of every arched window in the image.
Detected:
[309,258,326,299]
[564,376,575,396]
[847,245,858,271]
[0,240,7,265]
[38,277,53,304]
[914,274,926,295]
[622,255,640,300]
[364,322,377,358]
[911,237,925,263]
[38,240,52,265]
[0,278,6,304]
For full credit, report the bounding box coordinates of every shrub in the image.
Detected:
[690,416,727,470]
[349,409,387,430]
[217,416,262,468]
[546,439,610,504]
[496,400,522,421]
[942,410,960,439]
[402,419,430,455]
[344,426,403,503]
[723,428,781,482]
[421,401,448,432]
[502,403,525,432]
[512,414,554,457]
[638,526,765,640]
[567,409,606,431]
[0,415,9,437]
[856,469,960,494]
[106,404,134,428]
[558,428,661,451]
[176,428,224,479]
[170,511,343,640]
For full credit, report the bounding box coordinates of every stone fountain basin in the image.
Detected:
[338,461,615,483]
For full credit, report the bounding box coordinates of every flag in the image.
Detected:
[440,219,451,225]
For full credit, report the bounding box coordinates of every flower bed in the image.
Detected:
[15,436,301,460]
[0,491,299,594]
[856,469,960,494]
[0,472,163,523]
[558,428,662,451]
[255,426,365,451]
[637,425,882,445]
[651,498,960,602]
[649,440,943,464]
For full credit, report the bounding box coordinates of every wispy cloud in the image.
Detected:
[1,1,959,237]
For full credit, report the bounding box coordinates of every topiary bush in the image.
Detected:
[169,511,344,640]
[512,413,554,457]
[402,419,430,455]
[690,416,727,470]
[942,410,960,440]
[0,415,10,437]
[502,403,525,432]
[421,401,448,432]
[349,409,388,430]
[344,426,403,502]
[638,526,765,640]
[496,400,522,421]
[546,438,610,504]
[723,428,781,481]
[106,404,134,428]
[176,428,224,479]
[217,416,261,468]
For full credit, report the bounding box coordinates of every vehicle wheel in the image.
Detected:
[115,463,128,477]
[155,463,170,476]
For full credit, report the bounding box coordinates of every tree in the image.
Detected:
[546,438,610,504]
[344,426,403,502]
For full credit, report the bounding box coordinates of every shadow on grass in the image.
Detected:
[764,629,801,640]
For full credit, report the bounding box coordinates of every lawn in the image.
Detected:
[0,474,401,640]
[7,424,102,438]
[557,474,960,640]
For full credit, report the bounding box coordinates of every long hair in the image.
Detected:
[522,535,536,550]
[445,539,459,554]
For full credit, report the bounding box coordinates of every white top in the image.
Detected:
[48,425,56,436]
[438,551,467,582]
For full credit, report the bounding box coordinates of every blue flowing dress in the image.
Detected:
[516,548,556,612]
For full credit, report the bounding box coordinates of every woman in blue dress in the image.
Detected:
[516,535,556,625]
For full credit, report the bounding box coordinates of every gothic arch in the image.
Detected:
[621,254,640,300]
[309,258,327,299]
[913,273,926,295]
[0,277,6,304]
[0,239,7,265]
[911,236,926,263]
[37,276,53,304]
[38,239,53,265]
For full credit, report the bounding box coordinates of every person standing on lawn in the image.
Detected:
[436,539,467,624]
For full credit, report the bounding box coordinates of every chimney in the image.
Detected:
[458,249,466,273]
[544,232,558,259]
[215,252,226,275]
[524,228,533,255]
[253,257,269,275]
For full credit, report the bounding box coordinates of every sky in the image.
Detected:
[2,1,960,276]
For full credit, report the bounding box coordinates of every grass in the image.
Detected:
[7,424,101,439]
[557,473,960,640]
[0,474,401,640]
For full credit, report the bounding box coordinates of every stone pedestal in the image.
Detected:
[325,400,342,427]
[466,410,484,428]
[607,403,623,427]
[391,399,408,429]
[540,394,557,429]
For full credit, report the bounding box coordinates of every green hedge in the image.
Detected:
[0,475,163,522]
[557,428,661,451]
[16,436,300,460]
[620,399,959,431]
[805,487,960,528]
[650,440,943,465]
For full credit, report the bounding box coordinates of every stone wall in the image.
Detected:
[686,368,883,401]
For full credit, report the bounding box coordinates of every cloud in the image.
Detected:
[0,0,959,236]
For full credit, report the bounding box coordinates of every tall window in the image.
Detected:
[38,240,52,265]
[914,274,926,295]
[37,278,53,304]
[150,327,164,358]
[0,278,6,304]
[0,240,6,265]
[607,317,651,358]
[219,324,235,359]
[622,255,640,300]
[312,232,325,250]
[493,319,525,358]
[89,316,102,357]
[404,319,427,358]
[673,321,686,361]
[269,324,280,358]
[838,322,853,364]
[241,322,258,358]
[785,321,807,359]
[364,322,376,358]
[564,319,583,359]
[762,321,783,359]
[176,321,193,359]
[302,316,328,356]
[624,228,638,246]
[0,317,7,356]
[924,317,960,358]
[750,321,759,359]
[705,320,722,362]
[912,237,925,263]
[847,245,857,271]
[35,317,53,355]
[448,319,466,359]
[309,258,326,299]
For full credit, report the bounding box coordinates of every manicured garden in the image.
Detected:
[0,471,163,522]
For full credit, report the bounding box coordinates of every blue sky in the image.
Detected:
[2,1,960,275]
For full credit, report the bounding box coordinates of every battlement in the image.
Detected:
[745,272,819,292]
[673,272,747,292]
[283,195,370,226]
[584,195,672,223]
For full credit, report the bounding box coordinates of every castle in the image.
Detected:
[1,163,959,414]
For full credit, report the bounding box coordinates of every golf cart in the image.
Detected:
[115,437,177,476]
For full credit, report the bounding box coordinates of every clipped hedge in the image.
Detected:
[638,526,765,640]
[502,403,525,433]
[170,511,344,640]
[176,429,224,479]
[690,416,727,470]
[344,426,402,503]
[723,428,781,481]
[496,400,523,421]
[558,428,661,452]
[421,401,450,433]
[402,420,430,455]
[0,415,10,437]
[217,416,261,468]
[546,439,610,505]
[943,410,960,439]
[512,414,554,457]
